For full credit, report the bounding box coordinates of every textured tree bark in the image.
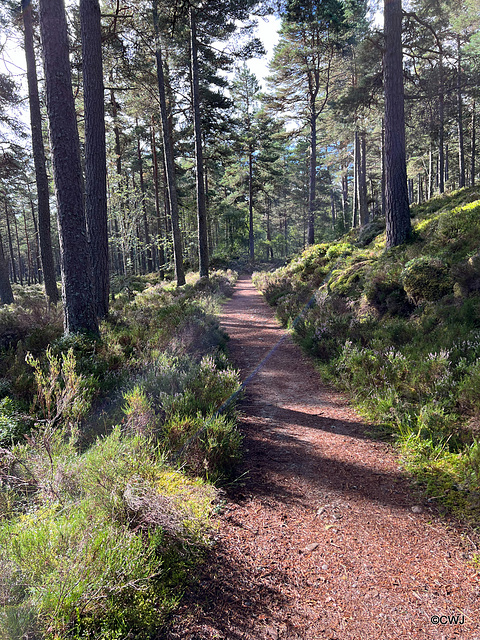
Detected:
[80,0,109,318]
[151,122,165,280]
[438,52,445,194]
[152,0,185,286]
[190,7,209,278]
[38,0,98,334]
[22,1,59,304]
[381,119,386,218]
[428,142,433,200]
[0,232,14,304]
[13,213,23,286]
[359,131,368,226]
[457,36,465,189]
[136,129,153,273]
[445,144,449,184]
[308,101,316,244]
[342,172,349,227]
[110,90,126,276]
[23,209,33,284]
[27,185,43,284]
[248,148,254,263]
[383,0,411,248]
[352,129,359,228]
[471,101,476,187]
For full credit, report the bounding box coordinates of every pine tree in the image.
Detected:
[38,0,98,333]
[383,0,411,248]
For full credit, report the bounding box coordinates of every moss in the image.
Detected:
[401,256,452,304]
[329,260,372,297]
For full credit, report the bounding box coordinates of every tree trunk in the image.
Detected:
[136,127,153,272]
[330,190,336,228]
[359,130,368,225]
[151,121,165,280]
[471,101,476,187]
[266,195,273,260]
[438,51,445,194]
[110,90,125,276]
[27,184,43,284]
[80,0,109,318]
[13,212,24,286]
[23,209,33,285]
[0,232,14,304]
[457,35,465,189]
[342,172,349,228]
[4,200,17,283]
[308,99,316,244]
[381,119,386,218]
[22,0,59,304]
[248,147,254,263]
[383,0,411,248]
[189,7,209,279]
[152,0,185,286]
[353,129,359,228]
[38,0,98,334]
[445,144,449,185]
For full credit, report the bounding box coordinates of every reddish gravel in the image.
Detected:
[165,275,479,640]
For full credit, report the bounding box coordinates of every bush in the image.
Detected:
[452,253,480,297]
[0,269,242,638]
[162,413,242,481]
[401,256,452,304]
[0,397,32,446]
[0,426,217,639]
[364,274,413,317]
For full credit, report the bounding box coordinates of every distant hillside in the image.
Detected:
[254,187,480,525]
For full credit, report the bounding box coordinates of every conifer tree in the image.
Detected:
[383,0,411,248]
[38,0,98,333]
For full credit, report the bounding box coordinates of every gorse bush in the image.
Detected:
[254,187,480,522]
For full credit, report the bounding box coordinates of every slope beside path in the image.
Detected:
[166,275,479,640]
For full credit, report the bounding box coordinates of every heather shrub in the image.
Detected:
[0,425,216,639]
[162,413,242,481]
[0,270,241,637]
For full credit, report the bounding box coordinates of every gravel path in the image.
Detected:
[165,275,479,639]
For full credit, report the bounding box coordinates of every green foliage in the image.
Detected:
[0,397,32,445]
[25,347,94,426]
[162,414,242,482]
[364,272,413,317]
[0,270,241,638]
[0,426,216,639]
[401,256,452,304]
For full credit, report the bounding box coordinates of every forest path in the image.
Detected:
[165,275,479,640]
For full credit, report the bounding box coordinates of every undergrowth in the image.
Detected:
[253,187,480,525]
[0,270,241,639]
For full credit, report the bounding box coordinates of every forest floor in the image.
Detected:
[164,275,480,640]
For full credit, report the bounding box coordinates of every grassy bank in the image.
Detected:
[0,270,242,639]
[253,188,480,527]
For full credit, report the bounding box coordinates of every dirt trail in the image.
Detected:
[166,275,479,639]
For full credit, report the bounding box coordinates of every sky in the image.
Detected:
[246,14,281,87]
